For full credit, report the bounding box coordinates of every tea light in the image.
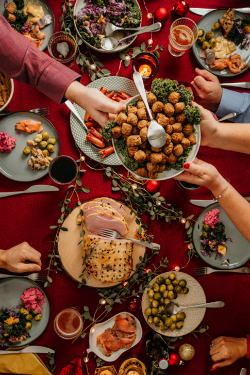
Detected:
[139,64,152,77]
[132,52,159,86]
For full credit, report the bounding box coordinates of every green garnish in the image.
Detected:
[14,0,24,10]
[183,105,202,125]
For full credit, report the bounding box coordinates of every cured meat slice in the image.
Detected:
[85,212,128,236]
[114,314,137,333]
[93,197,126,219]
[84,204,123,221]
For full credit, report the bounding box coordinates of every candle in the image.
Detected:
[127,371,140,375]
[139,64,152,77]
[132,52,159,86]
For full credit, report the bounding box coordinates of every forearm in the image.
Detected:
[64,80,88,104]
[216,89,250,124]
[0,250,6,268]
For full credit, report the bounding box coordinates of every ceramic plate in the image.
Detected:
[0,0,55,52]
[87,312,142,361]
[113,94,201,181]
[142,271,206,337]
[0,112,60,182]
[70,76,138,166]
[193,202,250,269]
[0,278,50,347]
[73,0,141,54]
[192,10,250,77]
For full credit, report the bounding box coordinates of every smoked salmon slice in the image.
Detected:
[15,119,43,133]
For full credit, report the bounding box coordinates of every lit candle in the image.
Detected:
[127,371,140,375]
[139,64,152,77]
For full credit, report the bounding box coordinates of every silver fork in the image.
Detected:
[195,266,250,275]
[0,273,47,282]
[0,107,50,117]
[99,228,160,250]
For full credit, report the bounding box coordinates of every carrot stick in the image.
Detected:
[85,121,98,128]
[106,90,115,98]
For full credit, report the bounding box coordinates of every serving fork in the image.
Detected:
[0,107,50,117]
[195,266,250,276]
[99,228,160,250]
[0,273,46,282]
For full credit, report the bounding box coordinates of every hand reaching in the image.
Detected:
[0,242,42,273]
[192,102,219,148]
[210,336,247,370]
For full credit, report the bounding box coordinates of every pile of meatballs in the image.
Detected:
[112,91,197,179]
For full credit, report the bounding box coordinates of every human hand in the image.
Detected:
[192,102,218,147]
[191,68,223,112]
[0,242,42,273]
[210,336,247,370]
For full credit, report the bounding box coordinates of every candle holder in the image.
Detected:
[132,52,159,86]
[119,358,147,375]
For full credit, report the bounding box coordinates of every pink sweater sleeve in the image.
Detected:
[0,15,81,103]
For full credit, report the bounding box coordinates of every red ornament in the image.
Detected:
[172,1,189,16]
[169,353,180,366]
[146,180,161,194]
[126,296,141,312]
[154,7,169,25]
[145,268,152,274]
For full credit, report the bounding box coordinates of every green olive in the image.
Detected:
[23,146,31,156]
[154,292,161,301]
[156,319,164,327]
[177,312,186,321]
[147,315,153,324]
[152,300,159,308]
[170,323,176,330]
[26,314,33,321]
[42,131,50,140]
[161,325,168,330]
[167,284,174,291]
[161,314,167,321]
[34,134,42,143]
[47,144,55,153]
[197,36,206,45]
[158,305,165,314]
[39,141,47,149]
[152,283,159,292]
[156,276,165,285]
[203,224,210,231]
[168,273,176,281]
[202,41,211,50]
[48,137,56,145]
[151,307,158,315]
[212,22,220,31]
[148,297,154,303]
[176,321,184,329]
[148,289,154,298]
[165,318,173,327]
[179,280,187,288]
[25,322,32,331]
[174,286,182,294]
[153,316,160,324]
[165,278,171,285]
[34,314,42,321]
[205,31,214,40]
[170,315,177,323]
[160,297,164,305]
[198,29,204,37]
[209,38,217,48]
[20,308,29,315]
[182,287,189,294]
[162,291,169,298]
[172,280,178,286]
[145,307,152,316]
[42,149,49,157]
[159,284,167,293]
[168,291,175,300]
[164,298,170,305]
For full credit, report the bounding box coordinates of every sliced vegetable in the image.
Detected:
[86,134,105,148]
[98,145,114,159]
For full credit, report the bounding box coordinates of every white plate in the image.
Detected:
[113,95,201,181]
[73,0,141,53]
[87,312,142,361]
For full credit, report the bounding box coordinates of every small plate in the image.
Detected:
[142,272,206,337]
[0,112,60,182]
[193,202,250,269]
[0,0,55,52]
[70,76,138,166]
[0,278,50,347]
[87,312,142,361]
[192,9,250,77]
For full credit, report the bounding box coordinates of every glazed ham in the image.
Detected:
[93,198,126,219]
[84,211,128,236]
[83,204,124,220]
[97,314,137,357]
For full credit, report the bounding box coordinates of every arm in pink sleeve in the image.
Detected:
[0,15,81,103]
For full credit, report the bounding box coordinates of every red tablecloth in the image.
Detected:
[1,0,250,374]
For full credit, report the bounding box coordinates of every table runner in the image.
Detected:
[1,0,250,374]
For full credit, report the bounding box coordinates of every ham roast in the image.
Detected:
[84,211,128,236]
[93,198,126,219]
[84,204,124,221]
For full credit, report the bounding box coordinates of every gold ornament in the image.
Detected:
[179,344,195,361]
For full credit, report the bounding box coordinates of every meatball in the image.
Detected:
[152,101,164,113]
[147,93,157,105]
[147,162,159,173]
[7,13,16,22]
[160,152,168,164]
[140,141,148,149]
[188,134,197,145]
[158,163,165,173]
[163,142,173,155]
[115,112,127,126]
[148,172,158,179]
[127,135,142,147]
[122,123,132,136]
[134,150,147,163]
[168,153,178,165]
[181,138,190,150]
[128,146,138,157]
[5,2,16,14]
[137,167,148,177]
[169,116,175,125]
[176,113,186,124]
[163,103,175,117]
[150,153,162,164]
[172,123,183,133]
[151,147,162,152]
[123,135,128,141]
[137,120,148,130]
[168,92,180,104]
[112,126,122,138]
[137,108,148,120]
[165,133,172,145]
[137,101,145,109]
[132,127,140,135]
[173,144,184,157]
[147,109,156,120]
[166,124,173,134]
[128,106,137,115]
[183,124,194,136]
[175,102,185,113]
[145,149,152,161]
[140,127,148,143]
[157,114,169,128]
[171,132,184,144]
[127,113,138,126]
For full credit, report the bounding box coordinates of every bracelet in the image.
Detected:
[214,182,230,200]
[246,335,250,358]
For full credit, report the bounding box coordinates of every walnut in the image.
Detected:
[188,134,197,145]
[176,113,186,124]
[150,153,163,164]
[140,127,148,143]
[181,138,190,150]
[163,103,175,117]
[172,123,183,133]
[115,112,127,125]
[173,144,184,157]
[171,132,184,144]
[152,101,164,113]
[168,92,180,104]
[137,120,148,130]
[183,124,194,136]
[174,102,185,113]
[168,153,178,165]
[163,142,173,155]
[134,150,147,163]
[127,113,138,126]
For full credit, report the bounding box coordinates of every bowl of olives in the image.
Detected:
[142,271,206,337]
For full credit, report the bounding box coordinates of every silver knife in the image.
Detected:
[190,197,250,207]
[240,369,247,375]
[0,346,55,354]
[221,82,250,89]
[190,8,250,16]
[0,185,59,198]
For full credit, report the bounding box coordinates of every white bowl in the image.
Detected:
[113,94,201,181]
[0,78,14,112]
[73,0,142,54]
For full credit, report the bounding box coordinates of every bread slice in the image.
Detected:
[218,8,235,38]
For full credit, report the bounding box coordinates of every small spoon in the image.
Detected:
[101,22,162,51]
[105,23,161,37]
[133,71,167,149]
[218,112,236,122]
[164,301,225,315]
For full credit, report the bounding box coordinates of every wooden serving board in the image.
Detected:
[58,198,146,288]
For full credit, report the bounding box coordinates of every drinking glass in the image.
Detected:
[54,307,83,340]
[49,155,78,185]
[168,18,198,57]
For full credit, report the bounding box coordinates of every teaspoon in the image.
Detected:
[164,301,225,315]
[105,22,161,37]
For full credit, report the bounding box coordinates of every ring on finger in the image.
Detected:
[210,342,215,347]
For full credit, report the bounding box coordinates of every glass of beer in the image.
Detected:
[168,18,198,57]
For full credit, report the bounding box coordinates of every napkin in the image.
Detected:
[0,353,52,374]
[60,357,83,375]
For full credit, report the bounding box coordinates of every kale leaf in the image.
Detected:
[151,78,178,104]
[183,105,202,125]
[14,0,24,10]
